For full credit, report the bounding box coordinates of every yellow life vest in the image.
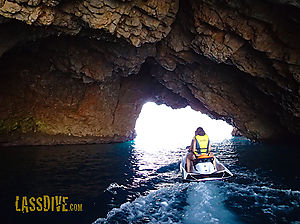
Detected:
[194,134,210,156]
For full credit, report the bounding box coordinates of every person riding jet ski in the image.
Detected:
[186,127,216,173]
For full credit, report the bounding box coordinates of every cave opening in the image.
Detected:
[134,102,233,151]
[0,1,299,145]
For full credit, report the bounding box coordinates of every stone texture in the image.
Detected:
[0,0,179,46]
[0,0,299,144]
[0,38,187,145]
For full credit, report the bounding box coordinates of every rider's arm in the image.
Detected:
[208,140,214,158]
[188,140,193,152]
[192,139,196,154]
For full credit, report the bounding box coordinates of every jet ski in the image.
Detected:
[180,154,233,181]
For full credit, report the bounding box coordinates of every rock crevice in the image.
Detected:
[0,0,299,144]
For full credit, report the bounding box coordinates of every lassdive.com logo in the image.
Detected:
[15,195,83,213]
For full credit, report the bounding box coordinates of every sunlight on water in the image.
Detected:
[135,102,233,151]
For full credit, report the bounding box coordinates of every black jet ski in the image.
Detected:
[180,154,233,181]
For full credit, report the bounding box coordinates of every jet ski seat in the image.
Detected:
[193,156,214,164]
[192,157,215,172]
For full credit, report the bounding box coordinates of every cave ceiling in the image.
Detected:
[0,0,299,145]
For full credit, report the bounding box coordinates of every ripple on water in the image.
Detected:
[94,182,241,224]
[95,183,188,223]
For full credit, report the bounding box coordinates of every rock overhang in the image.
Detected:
[0,0,299,145]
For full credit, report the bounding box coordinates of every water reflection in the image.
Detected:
[1,137,299,224]
[96,137,300,224]
[0,143,135,224]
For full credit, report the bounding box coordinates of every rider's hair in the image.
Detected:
[195,127,205,136]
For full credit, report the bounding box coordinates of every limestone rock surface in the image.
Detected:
[0,0,299,145]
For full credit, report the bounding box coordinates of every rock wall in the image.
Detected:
[0,37,187,145]
[0,0,299,144]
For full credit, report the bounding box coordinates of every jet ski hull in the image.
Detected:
[180,155,233,181]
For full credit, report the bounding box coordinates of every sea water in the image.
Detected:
[0,137,299,224]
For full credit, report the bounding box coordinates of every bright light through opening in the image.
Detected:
[134,102,233,150]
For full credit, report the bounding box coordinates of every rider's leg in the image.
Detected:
[209,152,217,168]
[186,153,195,172]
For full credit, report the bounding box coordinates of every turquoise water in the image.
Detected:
[0,137,299,223]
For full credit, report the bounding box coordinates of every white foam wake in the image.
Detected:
[183,182,240,224]
[94,182,239,224]
[94,183,188,223]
